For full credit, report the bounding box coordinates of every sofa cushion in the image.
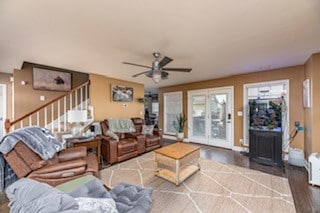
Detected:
[145,135,160,147]
[117,139,138,156]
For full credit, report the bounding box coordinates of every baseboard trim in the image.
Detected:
[232,146,245,152]
[163,135,177,140]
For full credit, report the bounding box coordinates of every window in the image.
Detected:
[163,92,182,134]
[152,102,159,115]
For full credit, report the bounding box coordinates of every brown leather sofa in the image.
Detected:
[4,142,98,186]
[100,118,162,165]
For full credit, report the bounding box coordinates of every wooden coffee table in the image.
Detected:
[154,143,200,185]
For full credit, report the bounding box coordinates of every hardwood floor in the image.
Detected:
[1,139,319,212]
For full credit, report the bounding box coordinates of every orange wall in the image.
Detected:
[0,72,13,120]
[14,64,89,119]
[304,53,320,157]
[159,66,305,149]
[90,73,144,121]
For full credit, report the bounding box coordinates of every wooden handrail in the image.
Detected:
[9,81,90,127]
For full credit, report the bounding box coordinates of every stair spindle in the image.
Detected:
[37,111,39,126]
[45,107,47,127]
[64,96,67,132]
[80,87,83,110]
[75,89,78,109]
[51,104,54,131]
[58,100,61,132]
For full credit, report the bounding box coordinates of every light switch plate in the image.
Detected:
[40,96,45,101]
[237,111,243,116]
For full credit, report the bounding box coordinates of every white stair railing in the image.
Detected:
[5,81,90,134]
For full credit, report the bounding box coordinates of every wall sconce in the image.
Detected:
[21,81,28,85]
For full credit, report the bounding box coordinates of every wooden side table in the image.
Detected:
[67,136,101,164]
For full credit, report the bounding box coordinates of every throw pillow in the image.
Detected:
[141,125,154,135]
[75,197,118,213]
[105,130,119,142]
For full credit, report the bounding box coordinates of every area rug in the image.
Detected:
[99,152,296,213]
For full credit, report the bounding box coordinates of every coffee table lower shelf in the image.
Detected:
[155,165,199,185]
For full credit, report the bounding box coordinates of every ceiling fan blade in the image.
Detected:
[163,68,192,72]
[159,56,173,67]
[132,70,152,77]
[123,62,151,69]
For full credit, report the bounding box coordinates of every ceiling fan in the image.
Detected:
[123,52,192,83]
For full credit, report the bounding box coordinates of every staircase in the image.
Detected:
[5,81,92,135]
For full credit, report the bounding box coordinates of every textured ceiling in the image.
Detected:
[0,0,320,93]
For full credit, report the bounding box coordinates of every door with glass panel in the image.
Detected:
[188,87,233,148]
[189,93,207,143]
[207,89,232,148]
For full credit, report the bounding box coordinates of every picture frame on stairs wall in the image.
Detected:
[33,67,72,92]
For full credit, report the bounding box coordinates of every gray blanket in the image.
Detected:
[107,118,136,133]
[0,126,63,160]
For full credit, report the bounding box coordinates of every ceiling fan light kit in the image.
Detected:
[123,52,192,84]
[152,70,162,84]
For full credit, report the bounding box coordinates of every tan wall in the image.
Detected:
[159,66,305,149]
[0,72,13,120]
[304,53,320,157]
[90,73,144,121]
[14,64,89,119]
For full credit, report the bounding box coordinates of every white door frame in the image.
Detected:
[188,86,234,149]
[0,84,7,137]
[243,79,290,147]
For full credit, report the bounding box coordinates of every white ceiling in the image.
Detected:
[0,0,320,93]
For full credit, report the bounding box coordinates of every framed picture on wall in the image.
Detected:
[303,79,311,108]
[111,84,133,102]
[33,68,72,92]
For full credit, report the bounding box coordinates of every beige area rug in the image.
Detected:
[99,152,296,213]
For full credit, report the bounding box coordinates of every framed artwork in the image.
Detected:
[111,84,133,102]
[33,68,72,91]
[303,79,311,108]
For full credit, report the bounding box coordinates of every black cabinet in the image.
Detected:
[249,130,283,167]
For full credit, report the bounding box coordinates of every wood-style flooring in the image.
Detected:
[1,139,319,212]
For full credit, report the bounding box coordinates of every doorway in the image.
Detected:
[0,84,6,138]
[188,86,234,149]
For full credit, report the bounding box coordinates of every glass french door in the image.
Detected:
[188,87,233,149]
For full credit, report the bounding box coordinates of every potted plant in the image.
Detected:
[175,113,187,142]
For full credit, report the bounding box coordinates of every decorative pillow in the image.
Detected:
[105,130,119,142]
[75,197,118,213]
[141,125,154,136]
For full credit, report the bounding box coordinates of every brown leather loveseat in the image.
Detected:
[100,118,162,165]
[4,142,98,186]
[128,117,162,153]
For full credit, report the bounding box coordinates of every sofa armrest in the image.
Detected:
[32,159,87,174]
[58,146,87,162]
[101,136,118,164]
[153,129,163,138]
